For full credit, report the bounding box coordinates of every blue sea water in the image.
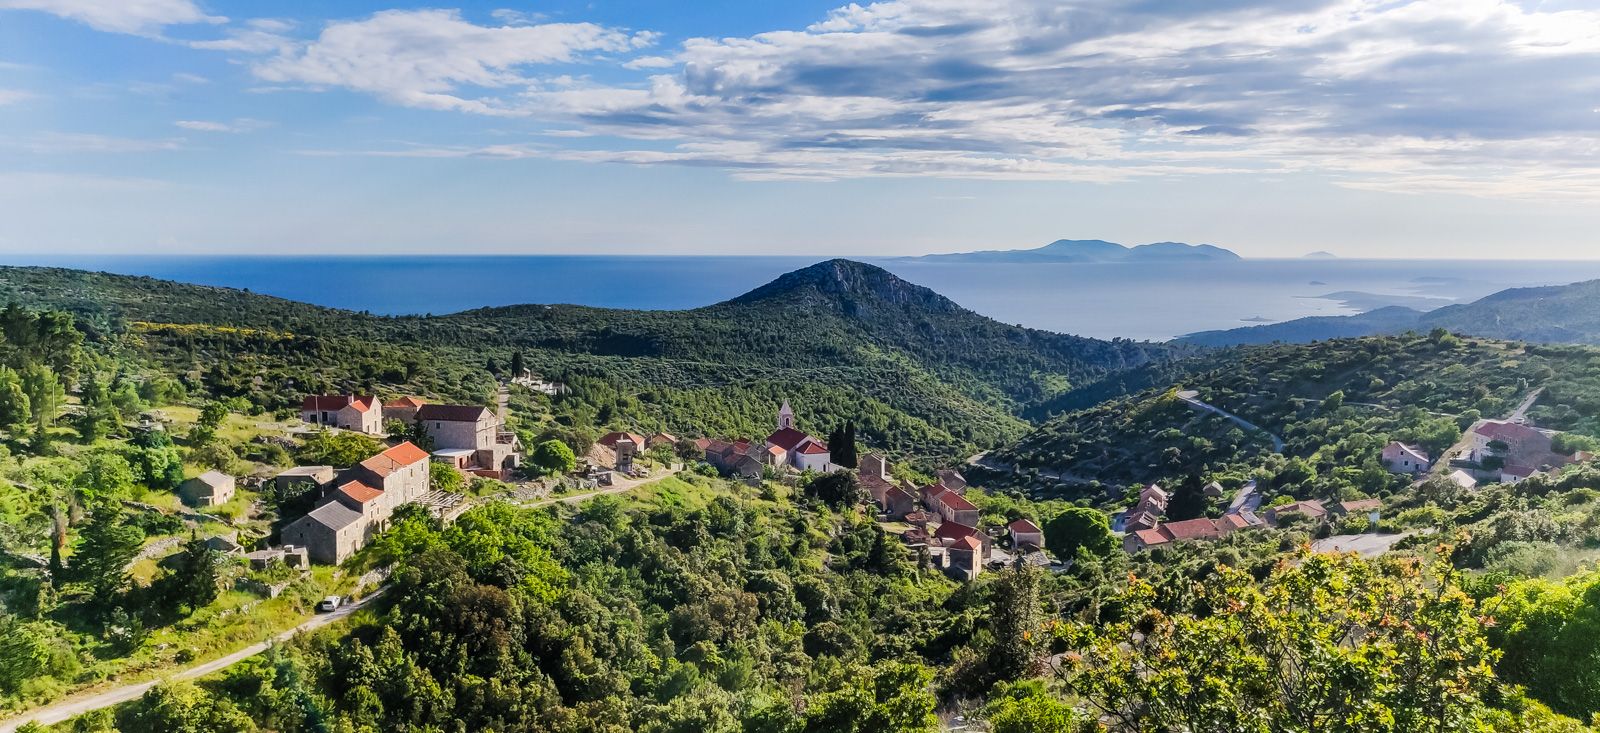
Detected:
[6,254,1600,342]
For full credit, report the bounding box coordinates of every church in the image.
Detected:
[764,401,833,472]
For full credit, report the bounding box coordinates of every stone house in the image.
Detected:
[273,465,334,502]
[278,441,431,565]
[418,404,522,479]
[1008,518,1044,550]
[179,470,235,507]
[382,396,427,425]
[945,535,983,580]
[301,395,382,434]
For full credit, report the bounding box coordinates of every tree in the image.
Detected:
[71,506,145,611]
[154,534,221,615]
[530,439,577,475]
[132,429,185,491]
[803,662,938,733]
[1042,507,1114,561]
[187,401,228,446]
[116,681,258,733]
[0,365,31,435]
[79,451,139,505]
[1163,477,1208,521]
[987,564,1044,682]
[1322,389,1345,412]
[430,461,464,493]
[1060,550,1499,733]
[298,429,384,466]
[983,681,1089,733]
[1492,567,1600,718]
[807,470,864,509]
[20,363,61,434]
[837,421,859,468]
[510,350,525,378]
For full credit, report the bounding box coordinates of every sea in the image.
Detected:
[8,254,1600,343]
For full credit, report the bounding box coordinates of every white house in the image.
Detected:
[1381,441,1431,474]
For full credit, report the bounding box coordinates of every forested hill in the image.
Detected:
[435,259,1177,411]
[0,261,1176,460]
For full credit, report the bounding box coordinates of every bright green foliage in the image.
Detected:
[186,401,228,446]
[1493,568,1600,718]
[806,470,864,509]
[77,451,138,505]
[116,682,257,733]
[131,428,184,491]
[987,564,1045,682]
[801,662,938,733]
[1042,507,1115,560]
[428,460,464,492]
[530,438,577,475]
[0,366,30,434]
[297,429,383,467]
[983,681,1091,733]
[1060,550,1499,733]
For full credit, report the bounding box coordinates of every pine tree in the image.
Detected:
[72,505,144,613]
[510,350,525,378]
[158,534,220,614]
[839,420,859,468]
[987,564,1044,681]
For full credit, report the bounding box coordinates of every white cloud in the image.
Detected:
[0,0,223,36]
[174,118,270,133]
[247,9,647,115]
[19,132,184,153]
[0,89,32,105]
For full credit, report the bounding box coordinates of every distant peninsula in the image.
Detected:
[1303,251,1339,259]
[911,238,1243,263]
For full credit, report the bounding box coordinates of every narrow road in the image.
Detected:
[0,589,386,733]
[521,465,682,509]
[1176,390,1285,453]
[496,383,510,423]
[1508,386,1544,424]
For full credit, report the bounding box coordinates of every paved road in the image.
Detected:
[1176,391,1285,453]
[0,589,386,733]
[1508,386,1545,424]
[1311,531,1420,558]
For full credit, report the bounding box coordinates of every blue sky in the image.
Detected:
[2,0,1599,257]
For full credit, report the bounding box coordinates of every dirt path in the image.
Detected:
[0,589,385,733]
[520,465,683,509]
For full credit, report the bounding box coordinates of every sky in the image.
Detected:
[1,0,1600,258]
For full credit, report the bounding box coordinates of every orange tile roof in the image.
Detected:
[797,441,829,455]
[939,491,978,511]
[952,535,982,551]
[337,480,383,504]
[384,396,426,408]
[1008,518,1041,534]
[1134,528,1171,546]
[361,441,430,476]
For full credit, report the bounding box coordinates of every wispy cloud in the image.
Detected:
[19,132,184,153]
[0,89,32,105]
[0,0,223,36]
[174,118,271,133]
[244,9,654,115]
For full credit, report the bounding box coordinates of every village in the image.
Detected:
[161,383,1600,588]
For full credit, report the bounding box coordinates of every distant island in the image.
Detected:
[1304,251,1339,259]
[911,238,1242,263]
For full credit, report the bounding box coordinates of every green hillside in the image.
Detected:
[0,261,1176,462]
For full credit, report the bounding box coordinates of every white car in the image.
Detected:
[316,595,343,613]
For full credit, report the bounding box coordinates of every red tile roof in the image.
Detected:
[1008,518,1041,534]
[933,521,980,541]
[952,535,982,551]
[598,431,647,448]
[797,441,829,455]
[361,441,430,476]
[1340,498,1381,513]
[303,394,375,412]
[384,396,426,408]
[938,491,977,512]
[336,480,383,504]
[766,427,812,451]
[1133,528,1171,546]
[1162,518,1224,541]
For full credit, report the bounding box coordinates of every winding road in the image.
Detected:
[0,589,385,733]
[1176,390,1285,453]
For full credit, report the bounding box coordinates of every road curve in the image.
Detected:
[0,589,384,733]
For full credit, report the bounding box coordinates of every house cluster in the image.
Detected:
[1120,483,1266,552]
[584,431,675,484]
[860,454,1044,579]
[1452,419,1589,485]
[301,393,523,480]
[278,441,432,564]
[697,401,836,478]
